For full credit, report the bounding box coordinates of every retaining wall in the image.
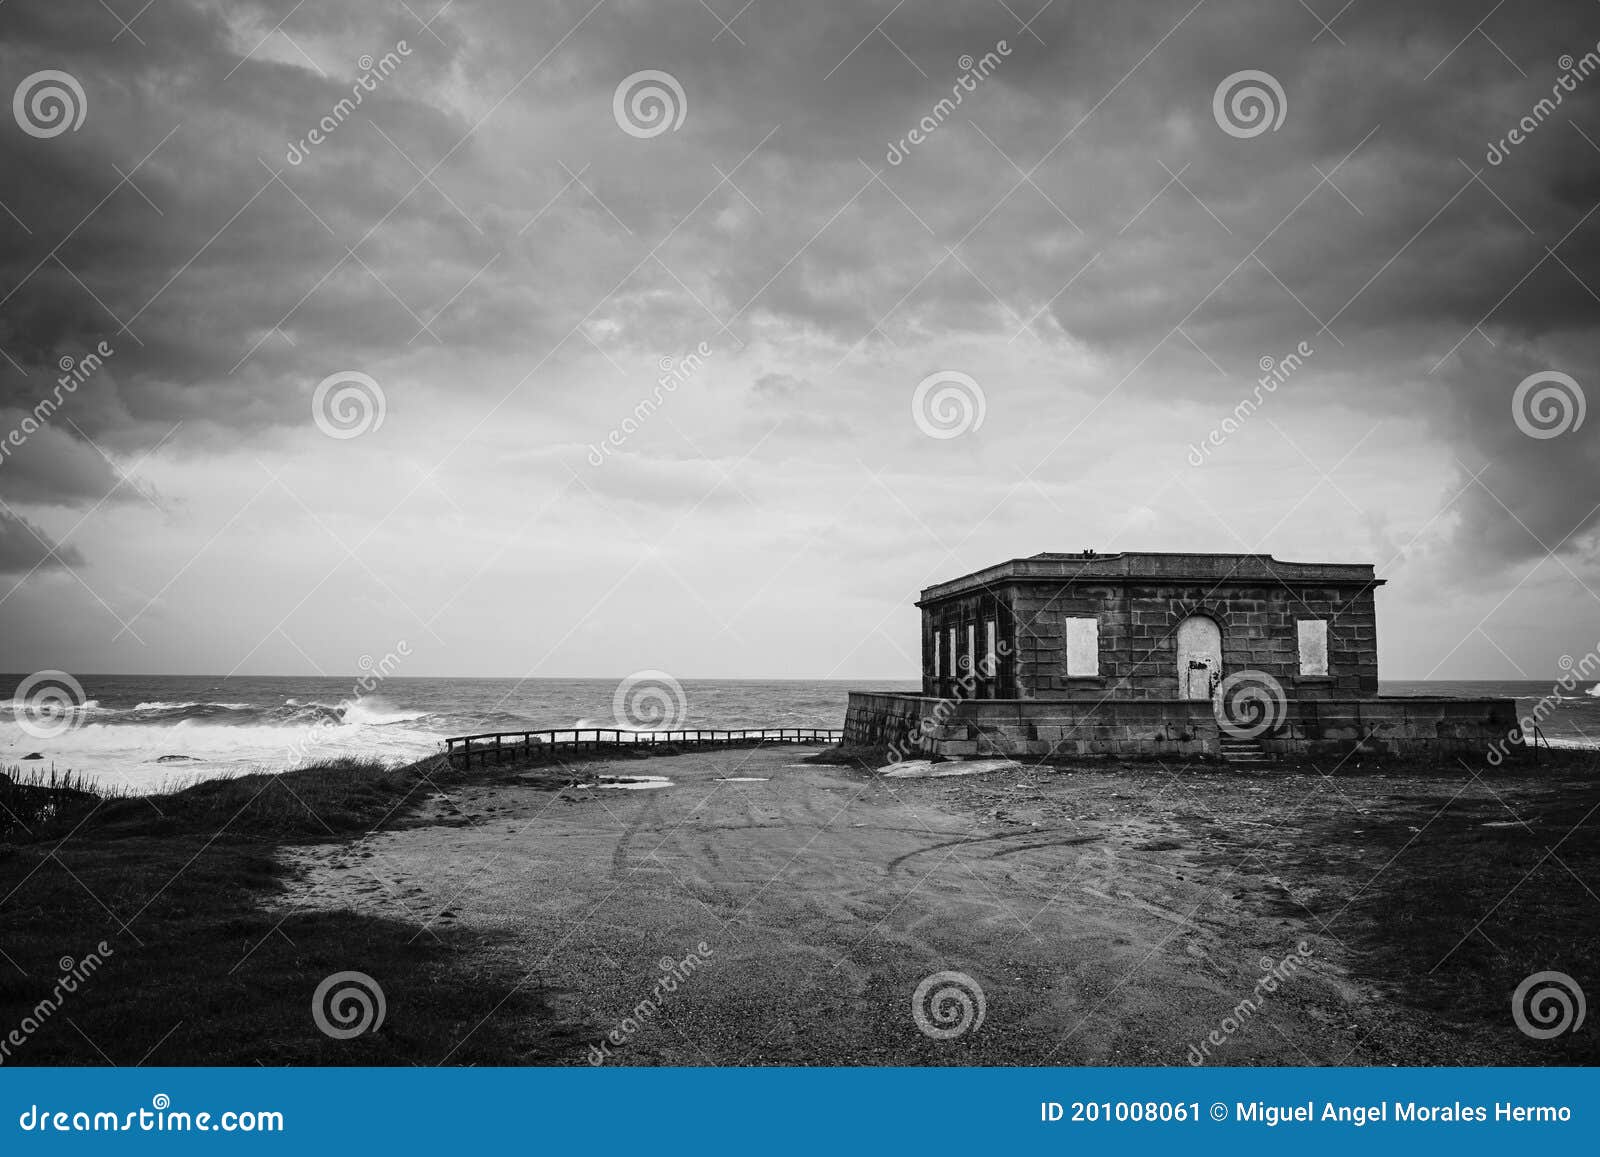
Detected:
[843,692,1523,760]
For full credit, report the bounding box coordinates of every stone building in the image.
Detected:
[844,551,1520,761]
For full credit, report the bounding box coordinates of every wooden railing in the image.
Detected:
[445,727,844,769]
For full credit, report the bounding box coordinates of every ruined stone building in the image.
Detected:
[844,551,1518,761]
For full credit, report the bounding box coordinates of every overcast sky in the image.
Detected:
[1,0,1598,681]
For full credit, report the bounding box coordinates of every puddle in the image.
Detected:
[881,759,1022,779]
[716,777,769,782]
[574,776,674,791]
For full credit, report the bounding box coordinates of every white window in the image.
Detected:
[932,629,941,679]
[1298,619,1329,675]
[946,627,955,677]
[965,623,976,674]
[984,619,997,677]
[1065,616,1099,676]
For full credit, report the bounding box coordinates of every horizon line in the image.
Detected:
[0,671,1572,683]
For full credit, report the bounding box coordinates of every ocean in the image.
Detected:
[0,675,919,792]
[2,674,1596,792]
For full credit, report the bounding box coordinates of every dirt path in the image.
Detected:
[277,747,1420,1065]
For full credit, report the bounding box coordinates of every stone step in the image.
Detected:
[1219,735,1274,765]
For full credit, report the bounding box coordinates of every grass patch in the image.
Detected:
[89,758,438,842]
[799,743,882,769]
[1188,757,1600,1064]
[1315,773,1600,1064]
[1,767,100,841]
[0,755,589,1065]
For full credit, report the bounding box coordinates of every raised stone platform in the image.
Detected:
[844,691,1524,761]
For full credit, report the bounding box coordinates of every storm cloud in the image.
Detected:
[1,0,1596,678]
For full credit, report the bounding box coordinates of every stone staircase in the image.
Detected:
[1219,733,1274,766]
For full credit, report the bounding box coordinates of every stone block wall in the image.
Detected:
[846,692,1219,759]
[924,579,1379,701]
[1264,696,1524,759]
[844,692,1522,761]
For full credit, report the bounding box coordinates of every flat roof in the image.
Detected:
[918,551,1383,604]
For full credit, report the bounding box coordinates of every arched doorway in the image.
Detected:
[1175,615,1222,700]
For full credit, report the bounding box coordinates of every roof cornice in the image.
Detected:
[918,552,1384,604]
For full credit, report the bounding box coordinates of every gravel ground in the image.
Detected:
[276,745,1600,1065]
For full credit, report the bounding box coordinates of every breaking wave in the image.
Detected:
[0,674,880,794]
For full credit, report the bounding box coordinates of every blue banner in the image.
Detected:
[0,1067,1593,1153]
